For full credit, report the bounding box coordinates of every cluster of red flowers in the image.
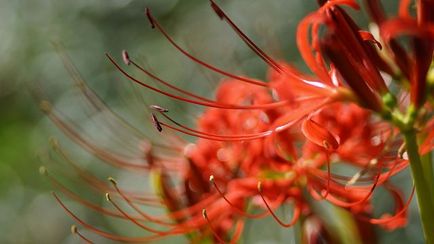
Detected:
[41,0,434,243]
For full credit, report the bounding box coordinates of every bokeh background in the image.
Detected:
[0,0,423,243]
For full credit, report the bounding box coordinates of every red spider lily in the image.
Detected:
[39,0,434,242]
[41,76,412,243]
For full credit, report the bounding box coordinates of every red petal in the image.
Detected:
[301,118,339,150]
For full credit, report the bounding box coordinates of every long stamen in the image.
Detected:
[108,53,303,110]
[53,43,148,140]
[107,54,297,110]
[209,0,283,73]
[209,175,267,218]
[40,101,150,171]
[105,193,168,234]
[358,186,415,225]
[53,192,182,242]
[154,110,272,140]
[108,177,175,226]
[144,9,270,87]
[125,55,215,103]
[310,159,385,208]
[158,121,268,142]
[50,139,167,203]
[71,225,94,244]
[202,209,226,243]
[257,182,300,227]
[41,167,155,220]
[114,172,219,222]
[150,97,327,142]
[59,49,183,153]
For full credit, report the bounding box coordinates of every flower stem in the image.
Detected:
[404,130,434,244]
[421,152,434,204]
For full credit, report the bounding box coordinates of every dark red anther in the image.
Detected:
[149,105,169,113]
[210,0,224,20]
[122,50,131,66]
[145,8,155,29]
[151,113,163,132]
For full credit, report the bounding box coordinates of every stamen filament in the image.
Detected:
[71,225,94,244]
[145,9,270,87]
[357,186,415,225]
[209,0,283,73]
[202,209,226,243]
[52,192,184,242]
[107,53,297,110]
[257,182,301,227]
[129,58,215,102]
[108,177,175,226]
[209,175,267,218]
[41,103,150,171]
[105,193,168,234]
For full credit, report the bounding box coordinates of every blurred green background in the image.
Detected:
[0,0,423,243]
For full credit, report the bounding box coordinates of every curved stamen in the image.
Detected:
[107,54,297,110]
[202,209,226,243]
[105,193,168,234]
[53,44,149,141]
[144,9,270,87]
[158,121,269,141]
[51,140,166,203]
[41,102,151,171]
[257,182,301,227]
[209,0,283,73]
[53,192,186,242]
[71,225,94,244]
[209,175,267,218]
[358,186,415,225]
[156,111,272,140]
[108,177,176,226]
[150,97,327,142]
[42,169,157,221]
[309,159,384,208]
[128,57,215,103]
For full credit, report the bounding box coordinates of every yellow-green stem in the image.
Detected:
[421,152,434,204]
[404,131,434,244]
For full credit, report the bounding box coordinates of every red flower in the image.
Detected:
[40,0,434,242]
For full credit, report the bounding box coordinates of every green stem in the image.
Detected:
[421,152,434,203]
[404,131,434,244]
